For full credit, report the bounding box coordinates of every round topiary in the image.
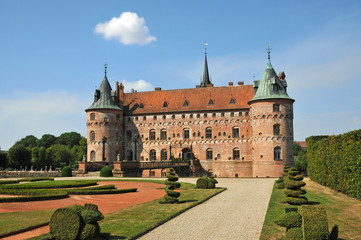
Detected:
[81,209,104,224]
[208,177,218,189]
[50,208,82,240]
[100,166,113,177]
[79,223,100,240]
[61,166,72,177]
[196,177,209,189]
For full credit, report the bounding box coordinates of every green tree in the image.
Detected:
[52,144,73,168]
[45,146,55,169]
[31,146,40,168]
[38,146,48,168]
[37,134,56,148]
[8,144,31,169]
[56,132,82,147]
[293,142,308,175]
[0,151,8,169]
[16,135,38,149]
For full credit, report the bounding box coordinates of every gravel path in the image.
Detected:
[139,178,275,240]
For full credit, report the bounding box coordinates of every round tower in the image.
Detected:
[249,56,294,177]
[85,67,123,163]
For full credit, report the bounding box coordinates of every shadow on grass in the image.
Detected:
[98,233,126,239]
[307,201,321,205]
[178,199,197,204]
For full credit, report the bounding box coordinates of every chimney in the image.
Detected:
[155,87,161,91]
[131,89,134,93]
[238,81,244,85]
[228,82,233,86]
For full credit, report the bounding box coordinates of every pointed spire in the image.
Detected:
[201,41,211,87]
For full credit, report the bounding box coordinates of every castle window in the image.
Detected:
[190,114,193,118]
[208,99,214,106]
[206,148,213,160]
[274,124,280,135]
[197,114,200,118]
[204,113,208,118]
[90,151,95,161]
[90,113,95,120]
[90,131,95,141]
[232,127,239,138]
[223,132,226,136]
[172,115,175,119]
[274,147,281,160]
[126,130,132,141]
[153,116,157,120]
[183,128,190,139]
[193,132,196,137]
[218,132,221,136]
[163,115,166,120]
[233,148,240,160]
[273,103,280,112]
[183,100,189,107]
[143,116,146,120]
[150,149,156,161]
[160,129,167,140]
[245,112,249,116]
[127,150,133,161]
[163,102,168,108]
[135,116,138,121]
[172,133,175,137]
[198,132,201,137]
[139,103,144,109]
[161,149,167,161]
[212,113,216,117]
[182,114,185,119]
[221,112,225,117]
[231,112,234,117]
[128,117,131,122]
[229,98,235,104]
[239,112,242,116]
[149,129,156,140]
[205,127,212,139]
[104,117,108,122]
[177,133,180,137]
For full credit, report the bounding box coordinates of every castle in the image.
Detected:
[85,50,294,178]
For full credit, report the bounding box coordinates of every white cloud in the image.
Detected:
[0,91,88,150]
[95,12,157,45]
[122,79,154,92]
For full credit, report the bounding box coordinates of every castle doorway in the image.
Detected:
[182,148,193,160]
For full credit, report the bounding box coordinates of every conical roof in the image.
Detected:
[86,74,122,111]
[250,60,294,102]
[200,54,211,87]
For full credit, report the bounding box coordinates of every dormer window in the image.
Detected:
[273,84,278,92]
[183,100,189,107]
[229,98,235,104]
[139,103,144,109]
[208,99,214,106]
[163,102,168,108]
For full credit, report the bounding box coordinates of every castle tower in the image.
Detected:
[85,66,123,163]
[249,55,294,177]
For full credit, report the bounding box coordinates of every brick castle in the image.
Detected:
[84,50,294,177]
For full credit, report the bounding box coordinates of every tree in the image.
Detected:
[8,144,31,169]
[31,146,40,169]
[16,135,38,149]
[51,144,72,168]
[0,151,8,169]
[56,132,82,147]
[293,142,308,175]
[37,134,56,148]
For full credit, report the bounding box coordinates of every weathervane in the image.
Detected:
[266,43,272,60]
[205,41,208,55]
[104,60,108,76]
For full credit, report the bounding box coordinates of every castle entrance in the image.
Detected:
[182,148,193,160]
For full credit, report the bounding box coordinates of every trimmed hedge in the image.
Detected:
[67,188,137,195]
[274,211,302,231]
[300,205,329,240]
[100,166,113,177]
[61,166,72,177]
[0,180,19,185]
[0,189,68,202]
[196,177,218,189]
[18,177,54,182]
[307,130,361,200]
[285,227,303,240]
[0,180,97,189]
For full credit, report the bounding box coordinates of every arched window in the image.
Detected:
[206,148,213,160]
[232,127,240,138]
[127,130,132,140]
[183,128,190,139]
[161,149,167,161]
[90,151,95,161]
[160,129,167,140]
[274,147,281,160]
[90,131,95,141]
[233,148,240,160]
[273,124,280,135]
[149,129,156,140]
[150,149,156,161]
[127,150,133,161]
[90,113,95,120]
[205,127,212,139]
[273,103,280,112]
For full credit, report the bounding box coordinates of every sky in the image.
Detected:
[1,0,361,150]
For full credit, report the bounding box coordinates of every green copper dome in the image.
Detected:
[250,60,294,102]
[86,74,122,111]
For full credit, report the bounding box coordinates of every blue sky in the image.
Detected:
[1,0,361,150]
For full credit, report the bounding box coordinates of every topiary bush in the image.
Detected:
[50,203,104,240]
[161,168,181,204]
[274,210,302,231]
[208,177,218,188]
[61,166,72,177]
[285,227,303,240]
[300,205,330,240]
[196,177,209,189]
[100,166,113,177]
[283,167,308,205]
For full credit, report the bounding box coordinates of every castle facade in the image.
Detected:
[85,53,294,177]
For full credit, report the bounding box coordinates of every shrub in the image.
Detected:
[285,227,303,240]
[0,180,19,185]
[61,166,72,177]
[100,166,113,177]
[19,177,54,182]
[0,189,68,202]
[0,180,97,189]
[300,205,329,240]
[283,167,308,205]
[274,211,302,231]
[50,208,82,240]
[161,168,181,204]
[81,209,104,224]
[196,177,209,189]
[79,223,100,240]
[208,177,218,189]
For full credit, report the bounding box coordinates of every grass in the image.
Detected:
[0,209,55,236]
[260,179,361,240]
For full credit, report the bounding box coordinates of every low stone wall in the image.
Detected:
[0,171,61,178]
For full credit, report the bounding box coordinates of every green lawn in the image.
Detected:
[260,179,361,240]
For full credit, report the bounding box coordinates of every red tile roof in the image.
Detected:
[123,85,254,115]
